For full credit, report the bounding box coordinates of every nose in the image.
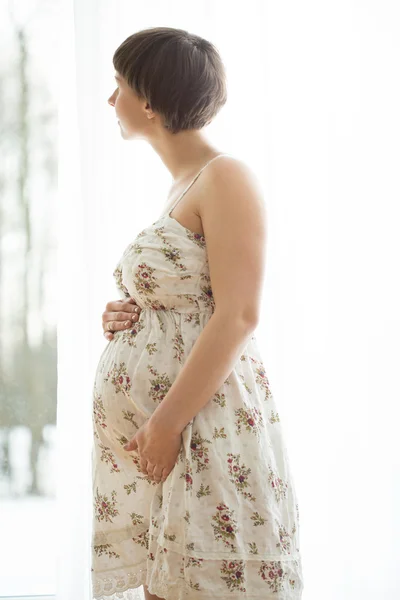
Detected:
[108,89,117,107]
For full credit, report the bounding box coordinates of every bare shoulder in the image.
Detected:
[203,154,263,186]
[197,154,266,223]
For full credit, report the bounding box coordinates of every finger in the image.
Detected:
[144,462,161,483]
[105,299,130,311]
[121,299,142,314]
[147,462,160,481]
[102,316,135,333]
[118,300,142,324]
[102,310,141,330]
[104,332,114,341]
[105,298,140,312]
[139,457,149,474]
[102,310,140,324]
[103,320,117,334]
[150,465,164,483]
[148,465,167,481]
[106,309,140,322]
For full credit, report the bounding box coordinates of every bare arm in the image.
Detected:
[149,312,255,434]
[148,157,267,435]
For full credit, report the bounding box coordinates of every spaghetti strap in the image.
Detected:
[167,153,231,217]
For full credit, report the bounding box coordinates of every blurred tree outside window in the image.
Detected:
[0,1,59,596]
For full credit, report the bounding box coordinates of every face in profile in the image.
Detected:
[107,72,154,140]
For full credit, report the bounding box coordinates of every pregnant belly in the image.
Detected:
[92,313,202,445]
[93,327,157,440]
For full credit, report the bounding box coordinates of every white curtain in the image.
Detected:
[56,1,400,599]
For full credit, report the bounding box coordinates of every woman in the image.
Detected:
[91,26,304,600]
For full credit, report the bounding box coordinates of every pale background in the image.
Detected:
[1,0,400,599]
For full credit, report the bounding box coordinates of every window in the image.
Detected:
[0,2,59,597]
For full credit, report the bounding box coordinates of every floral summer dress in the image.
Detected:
[91,154,304,600]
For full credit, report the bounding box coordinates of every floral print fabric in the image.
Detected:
[91,212,304,599]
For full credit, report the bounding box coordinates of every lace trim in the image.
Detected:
[92,565,146,599]
[92,560,303,600]
[92,565,185,600]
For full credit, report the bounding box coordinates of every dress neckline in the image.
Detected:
[154,214,206,244]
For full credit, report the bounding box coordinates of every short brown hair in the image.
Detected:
[113,27,227,134]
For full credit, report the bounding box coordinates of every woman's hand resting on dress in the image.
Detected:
[102,298,142,340]
[123,419,182,483]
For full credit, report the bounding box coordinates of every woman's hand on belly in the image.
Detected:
[123,420,182,483]
[102,297,142,340]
